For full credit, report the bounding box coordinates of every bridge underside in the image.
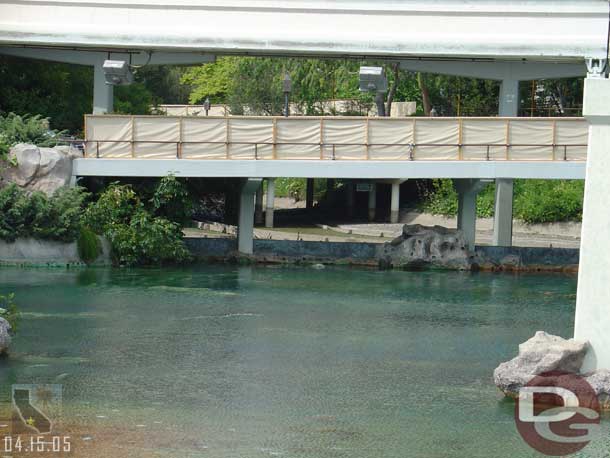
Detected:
[73,158,585,180]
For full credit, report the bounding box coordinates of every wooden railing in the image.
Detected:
[84,115,589,162]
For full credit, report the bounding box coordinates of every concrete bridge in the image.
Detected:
[2,0,610,371]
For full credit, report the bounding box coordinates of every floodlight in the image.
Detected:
[359,66,388,93]
[103,60,134,86]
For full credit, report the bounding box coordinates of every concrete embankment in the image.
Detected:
[184,237,580,272]
[0,238,110,267]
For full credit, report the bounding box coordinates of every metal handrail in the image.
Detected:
[84,139,587,161]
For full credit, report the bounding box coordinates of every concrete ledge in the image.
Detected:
[0,238,110,267]
[73,158,586,180]
[185,236,580,271]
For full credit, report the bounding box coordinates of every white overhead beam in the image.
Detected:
[0,47,215,65]
[0,1,607,61]
[399,60,587,80]
[72,159,586,180]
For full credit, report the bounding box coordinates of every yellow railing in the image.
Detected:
[84,115,588,161]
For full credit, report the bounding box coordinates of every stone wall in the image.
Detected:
[0,238,110,267]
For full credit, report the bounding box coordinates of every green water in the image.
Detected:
[0,266,606,457]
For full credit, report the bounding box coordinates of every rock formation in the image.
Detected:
[378,224,473,270]
[0,317,12,355]
[493,331,589,398]
[2,143,82,195]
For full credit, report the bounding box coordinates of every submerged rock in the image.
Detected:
[0,317,12,355]
[2,143,81,195]
[378,224,472,270]
[493,331,589,398]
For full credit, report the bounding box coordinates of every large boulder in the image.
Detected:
[2,143,81,195]
[378,224,472,270]
[0,317,12,355]
[493,331,589,398]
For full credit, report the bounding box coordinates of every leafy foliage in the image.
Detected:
[0,293,20,334]
[0,113,67,159]
[84,182,191,266]
[150,175,193,224]
[77,227,101,264]
[0,184,88,242]
[419,179,585,224]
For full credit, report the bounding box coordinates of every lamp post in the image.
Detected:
[359,66,388,117]
[203,97,211,116]
[283,72,292,117]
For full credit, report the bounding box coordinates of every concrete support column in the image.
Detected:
[255,183,264,225]
[574,75,610,371]
[492,178,514,246]
[93,60,113,114]
[265,178,275,229]
[390,181,401,223]
[306,178,315,209]
[368,183,377,222]
[454,179,487,252]
[492,78,519,247]
[238,178,262,255]
[346,181,355,218]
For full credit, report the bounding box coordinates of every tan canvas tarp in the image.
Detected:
[85,115,588,161]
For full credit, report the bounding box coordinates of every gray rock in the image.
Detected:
[0,317,12,355]
[493,331,589,398]
[7,143,40,187]
[2,143,79,195]
[585,370,610,410]
[378,224,472,270]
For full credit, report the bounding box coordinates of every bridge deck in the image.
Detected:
[77,115,588,180]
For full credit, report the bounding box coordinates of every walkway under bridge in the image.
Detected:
[73,114,589,254]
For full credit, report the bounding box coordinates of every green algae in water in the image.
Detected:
[0,265,604,458]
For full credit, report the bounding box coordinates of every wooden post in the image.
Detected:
[225,117,230,159]
[272,117,278,159]
[412,119,417,159]
[178,117,183,159]
[458,118,463,160]
[130,116,135,158]
[505,119,510,160]
[551,121,557,161]
[319,118,324,160]
[365,118,370,160]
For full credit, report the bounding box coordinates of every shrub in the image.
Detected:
[0,113,67,159]
[0,293,20,334]
[77,227,101,264]
[85,182,191,266]
[0,184,88,242]
[418,179,585,223]
[150,175,193,224]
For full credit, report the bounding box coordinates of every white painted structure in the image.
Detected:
[0,1,607,60]
[575,77,610,372]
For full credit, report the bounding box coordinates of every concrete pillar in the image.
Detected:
[499,79,519,117]
[492,178,514,246]
[368,183,377,222]
[306,178,315,209]
[238,179,262,255]
[454,179,487,252]
[265,178,275,229]
[93,60,113,114]
[255,183,264,225]
[390,181,401,223]
[346,181,355,218]
[492,78,519,247]
[574,75,610,371]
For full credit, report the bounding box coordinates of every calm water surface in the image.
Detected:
[0,265,606,457]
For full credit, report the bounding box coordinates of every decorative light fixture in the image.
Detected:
[103,60,134,86]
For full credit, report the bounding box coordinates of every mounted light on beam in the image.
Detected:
[359,66,388,93]
[103,60,134,86]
